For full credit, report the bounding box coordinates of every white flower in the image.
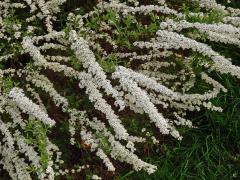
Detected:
[8,87,55,126]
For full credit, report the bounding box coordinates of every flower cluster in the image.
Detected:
[8,87,55,127]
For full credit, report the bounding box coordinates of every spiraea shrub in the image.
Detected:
[0,0,240,179]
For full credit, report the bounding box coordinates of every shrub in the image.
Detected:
[0,0,240,179]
